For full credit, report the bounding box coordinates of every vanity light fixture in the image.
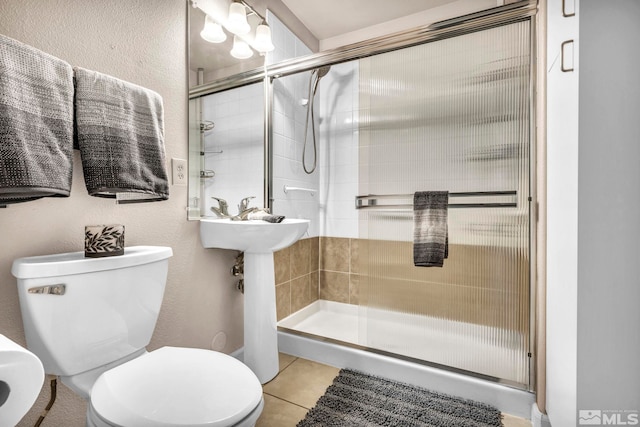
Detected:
[230,35,254,59]
[253,22,275,53]
[226,0,251,35]
[196,0,275,58]
[200,15,227,43]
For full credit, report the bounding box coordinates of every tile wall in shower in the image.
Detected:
[274,236,361,321]
[275,237,319,321]
[275,236,528,332]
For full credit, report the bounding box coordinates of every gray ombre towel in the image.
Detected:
[0,34,74,205]
[413,191,449,267]
[74,67,169,203]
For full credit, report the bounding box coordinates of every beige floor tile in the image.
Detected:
[263,358,340,409]
[278,352,297,372]
[503,413,533,427]
[256,394,307,427]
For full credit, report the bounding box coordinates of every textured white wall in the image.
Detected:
[0,1,245,426]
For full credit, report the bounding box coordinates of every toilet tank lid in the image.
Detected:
[11,246,173,279]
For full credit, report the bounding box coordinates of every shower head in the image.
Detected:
[310,66,331,95]
[315,66,331,79]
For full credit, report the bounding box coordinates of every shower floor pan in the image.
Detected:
[278,299,528,386]
[277,300,534,418]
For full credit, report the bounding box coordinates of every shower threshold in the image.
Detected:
[277,299,534,418]
[278,299,528,386]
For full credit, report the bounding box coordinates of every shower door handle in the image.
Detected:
[561,40,574,73]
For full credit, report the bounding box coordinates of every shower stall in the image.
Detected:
[279,18,533,388]
[189,0,537,413]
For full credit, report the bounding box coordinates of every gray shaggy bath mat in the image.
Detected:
[297,369,503,427]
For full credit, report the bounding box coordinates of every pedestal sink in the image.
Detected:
[200,218,309,383]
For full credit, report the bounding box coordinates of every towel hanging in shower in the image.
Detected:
[413,191,448,267]
[0,33,74,206]
[74,67,169,203]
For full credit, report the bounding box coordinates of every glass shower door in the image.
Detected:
[357,20,532,387]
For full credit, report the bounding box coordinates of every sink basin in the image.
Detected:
[199,216,309,383]
[200,218,309,253]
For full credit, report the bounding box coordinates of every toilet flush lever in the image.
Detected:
[28,284,66,296]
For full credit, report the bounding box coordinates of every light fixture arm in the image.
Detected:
[237,0,267,24]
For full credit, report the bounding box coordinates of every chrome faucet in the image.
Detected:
[210,197,230,218]
[232,207,260,221]
[238,196,256,213]
[232,196,258,221]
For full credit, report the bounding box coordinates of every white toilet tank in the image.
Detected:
[11,246,173,377]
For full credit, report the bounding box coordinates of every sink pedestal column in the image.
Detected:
[243,252,279,384]
[199,218,310,384]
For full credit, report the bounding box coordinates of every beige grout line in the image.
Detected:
[262,393,312,410]
[279,355,298,372]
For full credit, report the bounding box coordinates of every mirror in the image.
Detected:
[188,82,265,219]
[187,0,318,220]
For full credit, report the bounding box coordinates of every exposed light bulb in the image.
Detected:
[226,2,251,35]
[200,15,227,43]
[253,23,274,53]
[230,35,253,59]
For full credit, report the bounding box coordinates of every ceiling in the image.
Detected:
[280,0,459,40]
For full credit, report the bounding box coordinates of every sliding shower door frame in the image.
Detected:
[188,0,538,392]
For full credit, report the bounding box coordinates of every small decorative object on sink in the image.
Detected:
[84,224,125,258]
[200,198,309,383]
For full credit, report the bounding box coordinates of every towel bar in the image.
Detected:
[355,191,518,209]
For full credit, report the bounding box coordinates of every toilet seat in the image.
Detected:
[89,347,263,427]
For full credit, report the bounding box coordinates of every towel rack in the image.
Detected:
[355,191,518,209]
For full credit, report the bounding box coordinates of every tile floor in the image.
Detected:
[256,353,532,427]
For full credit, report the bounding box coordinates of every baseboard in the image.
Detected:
[230,346,244,361]
[531,403,552,427]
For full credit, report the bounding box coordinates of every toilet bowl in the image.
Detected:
[12,246,263,426]
[0,334,44,427]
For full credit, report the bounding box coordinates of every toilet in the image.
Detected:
[11,246,264,427]
[0,334,44,426]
